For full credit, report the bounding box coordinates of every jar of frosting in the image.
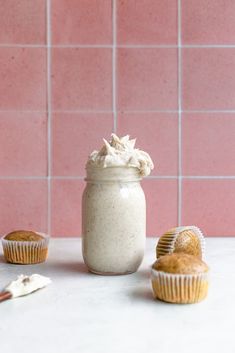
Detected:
[82,134,154,275]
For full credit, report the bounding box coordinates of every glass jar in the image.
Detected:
[82,166,146,275]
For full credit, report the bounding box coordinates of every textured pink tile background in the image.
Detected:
[1,0,235,237]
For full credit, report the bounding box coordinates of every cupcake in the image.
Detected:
[151,253,209,304]
[1,230,49,264]
[156,226,205,259]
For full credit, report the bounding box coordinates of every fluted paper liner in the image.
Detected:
[151,268,209,304]
[1,232,49,264]
[156,226,206,260]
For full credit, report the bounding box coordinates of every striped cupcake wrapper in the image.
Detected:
[156,226,206,260]
[151,268,209,304]
[1,233,49,264]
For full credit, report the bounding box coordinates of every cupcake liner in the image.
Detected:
[1,232,49,264]
[156,226,206,260]
[151,267,209,304]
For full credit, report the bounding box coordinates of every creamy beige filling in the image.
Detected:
[86,134,154,177]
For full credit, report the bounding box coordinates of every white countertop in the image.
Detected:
[0,238,235,353]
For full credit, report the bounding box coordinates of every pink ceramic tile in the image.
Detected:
[117,112,178,176]
[52,0,112,44]
[0,0,46,44]
[182,48,235,110]
[0,48,46,110]
[52,48,112,110]
[182,0,235,44]
[142,179,178,236]
[117,0,177,44]
[52,113,113,176]
[51,179,85,237]
[0,180,47,235]
[182,113,235,176]
[182,180,235,236]
[117,48,178,110]
[0,113,47,176]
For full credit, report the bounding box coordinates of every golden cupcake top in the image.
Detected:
[152,253,209,275]
[4,230,44,242]
[156,226,205,259]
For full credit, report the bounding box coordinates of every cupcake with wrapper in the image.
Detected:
[156,226,205,260]
[1,230,49,264]
[151,253,209,304]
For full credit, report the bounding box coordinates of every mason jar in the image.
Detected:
[82,166,146,275]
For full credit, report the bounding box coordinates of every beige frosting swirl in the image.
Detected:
[5,274,51,298]
[86,134,154,177]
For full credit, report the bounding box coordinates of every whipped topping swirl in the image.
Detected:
[87,134,154,177]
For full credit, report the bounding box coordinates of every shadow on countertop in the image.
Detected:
[134,268,151,279]
[0,254,6,263]
[45,261,88,274]
[130,286,153,302]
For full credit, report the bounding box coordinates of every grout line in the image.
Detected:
[0,176,48,180]
[0,44,47,48]
[177,0,182,227]
[112,0,117,133]
[118,44,235,48]
[52,110,113,114]
[0,109,235,114]
[182,176,235,179]
[53,176,85,180]
[183,110,235,114]
[53,44,112,48]
[144,176,235,180]
[146,176,178,179]
[2,44,235,49]
[0,176,83,180]
[117,44,178,48]
[1,175,235,180]
[117,110,179,114]
[47,0,52,235]
[183,44,235,48]
[0,110,48,114]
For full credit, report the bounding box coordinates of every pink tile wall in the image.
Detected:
[1,0,235,237]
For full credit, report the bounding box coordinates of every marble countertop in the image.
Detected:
[0,238,235,353]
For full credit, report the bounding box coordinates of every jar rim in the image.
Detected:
[85,165,142,182]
